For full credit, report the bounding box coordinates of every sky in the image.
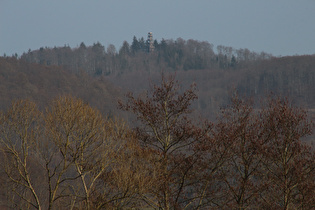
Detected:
[1,0,315,57]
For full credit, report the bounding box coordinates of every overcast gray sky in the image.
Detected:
[1,0,315,56]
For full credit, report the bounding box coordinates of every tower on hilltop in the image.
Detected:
[147,32,154,52]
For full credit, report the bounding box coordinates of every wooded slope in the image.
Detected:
[0,57,121,116]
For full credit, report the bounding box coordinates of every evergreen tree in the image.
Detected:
[131,36,140,54]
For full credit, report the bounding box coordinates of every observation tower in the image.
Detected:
[147,32,155,52]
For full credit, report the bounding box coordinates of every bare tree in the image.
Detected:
[260,97,315,209]
[44,96,113,209]
[0,100,42,209]
[119,74,211,209]
[213,95,267,209]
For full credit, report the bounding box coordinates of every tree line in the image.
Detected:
[1,75,314,209]
[20,37,273,76]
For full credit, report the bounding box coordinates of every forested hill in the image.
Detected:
[19,38,315,117]
[0,57,121,116]
[1,37,314,118]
